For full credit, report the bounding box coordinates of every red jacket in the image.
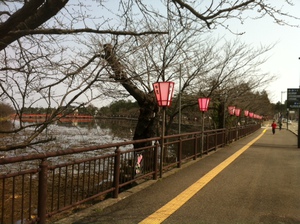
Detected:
[271,122,277,129]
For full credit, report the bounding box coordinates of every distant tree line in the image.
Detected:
[0,101,139,118]
[0,103,14,121]
[0,95,285,125]
[22,104,99,116]
[98,100,139,118]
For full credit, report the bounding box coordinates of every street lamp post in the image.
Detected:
[244,110,249,125]
[228,106,236,126]
[286,108,289,130]
[198,98,210,156]
[280,91,287,130]
[227,106,235,142]
[153,81,175,178]
[234,108,241,140]
[298,57,300,148]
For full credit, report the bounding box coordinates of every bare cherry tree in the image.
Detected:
[0,0,298,151]
[103,28,275,134]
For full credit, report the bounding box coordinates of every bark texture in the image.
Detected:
[102,44,159,148]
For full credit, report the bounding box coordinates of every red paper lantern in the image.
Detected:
[153,82,175,107]
[198,98,210,112]
[228,106,235,115]
[234,108,241,117]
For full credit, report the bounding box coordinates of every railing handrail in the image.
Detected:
[0,136,161,165]
[0,128,229,165]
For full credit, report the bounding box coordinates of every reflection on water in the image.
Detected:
[2,117,203,157]
[50,118,137,147]
[0,121,13,132]
[77,118,137,139]
[30,118,137,141]
[1,119,138,157]
[94,119,137,139]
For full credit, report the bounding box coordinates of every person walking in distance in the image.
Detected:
[271,121,277,134]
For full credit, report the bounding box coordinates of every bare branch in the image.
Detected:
[9,28,168,37]
[0,137,56,151]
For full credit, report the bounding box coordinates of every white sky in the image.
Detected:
[53,1,300,106]
[5,1,299,108]
[212,2,300,104]
[94,0,300,105]
[88,0,300,107]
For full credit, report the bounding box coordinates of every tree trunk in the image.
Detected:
[102,44,159,148]
[133,95,159,149]
[218,101,225,129]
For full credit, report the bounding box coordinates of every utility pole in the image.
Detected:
[298,57,300,148]
[179,64,182,134]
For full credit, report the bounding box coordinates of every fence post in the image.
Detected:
[205,133,208,154]
[224,128,227,144]
[178,137,182,168]
[38,159,48,224]
[113,147,121,198]
[153,141,159,180]
[214,130,217,151]
[193,135,197,160]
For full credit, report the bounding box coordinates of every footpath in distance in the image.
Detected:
[57,126,300,224]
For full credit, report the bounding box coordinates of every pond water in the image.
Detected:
[52,118,137,146]
[0,118,203,172]
[1,119,138,158]
[1,117,202,159]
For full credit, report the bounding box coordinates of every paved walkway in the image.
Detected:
[56,127,300,224]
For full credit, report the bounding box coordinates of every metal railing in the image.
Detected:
[0,124,260,223]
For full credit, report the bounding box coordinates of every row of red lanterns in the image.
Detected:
[153,81,210,111]
[152,81,262,120]
[228,106,262,120]
[153,81,264,177]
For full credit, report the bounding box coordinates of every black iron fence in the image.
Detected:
[0,124,261,223]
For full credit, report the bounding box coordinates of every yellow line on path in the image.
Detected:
[139,129,267,224]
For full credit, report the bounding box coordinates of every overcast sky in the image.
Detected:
[45,1,300,107]
[212,1,300,104]
[96,0,300,105]
[6,1,299,108]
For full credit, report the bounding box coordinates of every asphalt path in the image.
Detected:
[58,127,300,224]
